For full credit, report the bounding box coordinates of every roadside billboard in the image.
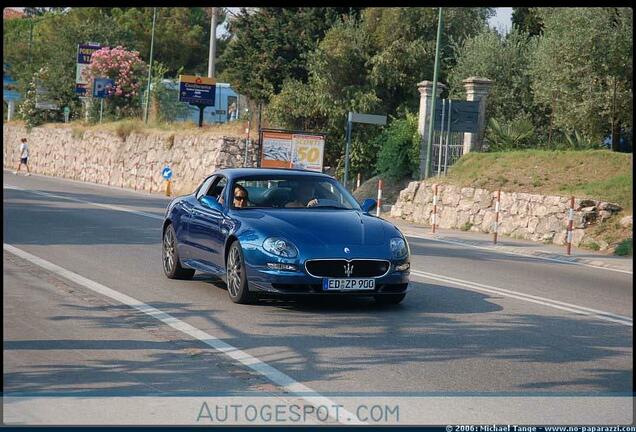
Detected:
[75,43,102,95]
[260,129,325,172]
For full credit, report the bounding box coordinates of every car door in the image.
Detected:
[188,175,228,272]
[179,175,215,261]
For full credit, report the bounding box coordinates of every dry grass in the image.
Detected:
[46,118,250,141]
[440,150,633,212]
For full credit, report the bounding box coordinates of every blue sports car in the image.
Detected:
[162,168,410,304]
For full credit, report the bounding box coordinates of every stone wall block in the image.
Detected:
[460,187,474,198]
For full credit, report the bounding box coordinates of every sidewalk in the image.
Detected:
[385,216,633,274]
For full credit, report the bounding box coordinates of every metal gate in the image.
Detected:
[431,128,465,176]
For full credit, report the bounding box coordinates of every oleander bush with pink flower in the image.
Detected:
[82,46,147,121]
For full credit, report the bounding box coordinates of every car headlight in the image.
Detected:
[263,237,299,258]
[390,237,409,259]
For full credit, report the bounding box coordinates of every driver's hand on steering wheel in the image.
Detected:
[307,198,319,207]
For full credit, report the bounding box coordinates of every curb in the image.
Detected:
[392,224,632,275]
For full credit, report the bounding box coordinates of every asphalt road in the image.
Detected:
[3,171,633,424]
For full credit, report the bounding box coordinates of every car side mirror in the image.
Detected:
[360,198,377,213]
[200,196,223,212]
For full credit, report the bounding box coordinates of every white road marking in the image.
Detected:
[411,269,633,327]
[3,243,364,425]
[4,184,163,220]
[403,231,633,275]
[5,183,631,326]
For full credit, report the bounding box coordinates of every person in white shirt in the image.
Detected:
[14,137,31,176]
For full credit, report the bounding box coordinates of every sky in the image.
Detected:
[488,7,513,34]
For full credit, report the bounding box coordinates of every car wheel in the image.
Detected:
[374,293,406,305]
[163,224,195,280]
[226,241,255,304]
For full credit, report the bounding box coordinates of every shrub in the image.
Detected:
[82,46,147,122]
[614,238,632,256]
[484,115,535,151]
[554,130,603,150]
[460,222,473,231]
[374,111,419,180]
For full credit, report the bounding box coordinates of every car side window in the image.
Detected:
[205,176,228,202]
[195,176,216,200]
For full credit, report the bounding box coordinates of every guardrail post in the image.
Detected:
[432,184,438,233]
[494,189,501,244]
[376,179,383,217]
[566,196,574,255]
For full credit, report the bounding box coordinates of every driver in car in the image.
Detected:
[285,182,319,208]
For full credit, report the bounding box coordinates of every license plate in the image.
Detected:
[322,278,375,291]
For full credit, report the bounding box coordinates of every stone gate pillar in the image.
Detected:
[417,80,446,178]
[462,77,493,153]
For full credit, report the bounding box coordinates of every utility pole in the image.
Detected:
[423,7,444,180]
[144,7,157,124]
[208,7,217,78]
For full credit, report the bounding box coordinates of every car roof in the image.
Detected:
[217,167,333,181]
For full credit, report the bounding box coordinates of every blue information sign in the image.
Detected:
[92,78,115,98]
[162,166,173,180]
[178,75,216,106]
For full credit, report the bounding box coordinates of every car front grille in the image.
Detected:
[305,259,391,278]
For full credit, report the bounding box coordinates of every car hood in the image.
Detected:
[235,209,391,246]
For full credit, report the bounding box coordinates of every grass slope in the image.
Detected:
[442,150,633,212]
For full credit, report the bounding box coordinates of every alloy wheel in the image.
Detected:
[227,246,242,297]
[163,228,175,274]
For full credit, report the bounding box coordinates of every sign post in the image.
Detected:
[162,165,173,196]
[92,78,114,124]
[178,75,216,127]
[344,112,387,188]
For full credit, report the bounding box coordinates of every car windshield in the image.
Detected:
[231,175,361,210]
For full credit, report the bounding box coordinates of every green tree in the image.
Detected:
[511,7,544,36]
[267,18,381,174]
[363,7,494,115]
[530,8,633,146]
[219,7,361,103]
[447,27,548,138]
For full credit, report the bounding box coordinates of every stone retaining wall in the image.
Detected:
[3,124,258,195]
[391,181,624,250]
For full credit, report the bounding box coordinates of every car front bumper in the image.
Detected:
[244,262,410,296]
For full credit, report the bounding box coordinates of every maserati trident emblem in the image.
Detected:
[344,247,350,254]
[344,262,354,277]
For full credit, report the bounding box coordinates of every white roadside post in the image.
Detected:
[432,184,438,233]
[566,196,575,255]
[493,190,501,244]
[376,179,383,217]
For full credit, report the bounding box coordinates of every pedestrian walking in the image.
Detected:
[14,137,31,176]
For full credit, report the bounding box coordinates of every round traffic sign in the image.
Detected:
[161,166,173,180]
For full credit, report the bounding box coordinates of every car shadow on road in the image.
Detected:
[3,193,162,246]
